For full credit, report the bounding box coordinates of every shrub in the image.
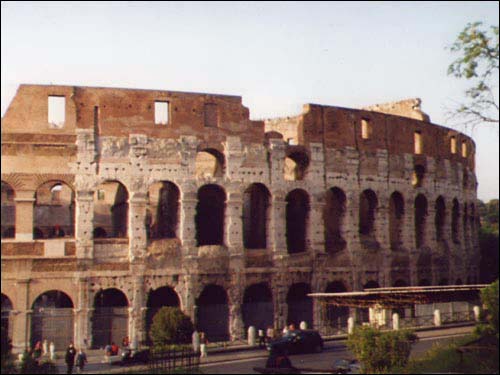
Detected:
[480,280,499,336]
[347,325,417,373]
[149,307,194,347]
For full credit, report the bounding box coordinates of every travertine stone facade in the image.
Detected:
[1,85,479,351]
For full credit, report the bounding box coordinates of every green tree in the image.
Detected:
[447,22,499,127]
[347,326,418,373]
[480,280,499,337]
[149,307,194,348]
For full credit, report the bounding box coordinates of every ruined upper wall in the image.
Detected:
[1,84,265,144]
[362,98,430,122]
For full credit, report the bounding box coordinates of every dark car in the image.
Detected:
[119,349,150,365]
[267,330,324,355]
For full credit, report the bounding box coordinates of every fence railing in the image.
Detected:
[148,348,200,374]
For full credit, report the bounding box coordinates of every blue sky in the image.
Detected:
[1,1,498,200]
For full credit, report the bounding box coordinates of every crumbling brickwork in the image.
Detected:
[1,85,479,351]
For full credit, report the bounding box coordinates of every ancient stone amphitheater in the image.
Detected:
[1,84,479,351]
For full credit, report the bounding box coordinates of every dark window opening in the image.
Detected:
[242,283,274,335]
[412,165,425,188]
[286,283,313,327]
[286,189,309,254]
[452,199,460,244]
[92,288,129,349]
[414,194,428,249]
[145,287,181,345]
[195,149,225,178]
[196,285,229,342]
[284,151,309,181]
[148,182,180,240]
[93,181,128,239]
[1,182,15,239]
[435,197,446,242]
[324,281,348,332]
[243,184,270,249]
[389,192,405,251]
[359,190,378,237]
[196,184,225,246]
[325,187,347,253]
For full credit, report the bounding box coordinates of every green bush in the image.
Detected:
[149,307,194,347]
[347,326,417,373]
[480,280,499,336]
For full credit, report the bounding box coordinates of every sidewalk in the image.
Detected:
[50,323,475,373]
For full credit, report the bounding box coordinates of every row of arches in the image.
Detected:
[2,181,477,255]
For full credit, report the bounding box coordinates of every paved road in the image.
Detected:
[200,335,465,374]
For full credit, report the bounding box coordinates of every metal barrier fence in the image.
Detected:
[148,348,200,374]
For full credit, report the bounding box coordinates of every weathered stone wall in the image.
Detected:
[1,85,479,351]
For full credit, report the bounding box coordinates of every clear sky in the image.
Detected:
[1,1,498,201]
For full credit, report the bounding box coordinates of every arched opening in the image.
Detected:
[389,192,405,251]
[469,203,476,235]
[359,189,378,244]
[195,149,225,178]
[463,204,469,240]
[286,283,313,327]
[1,182,15,238]
[94,181,128,238]
[31,290,74,349]
[92,288,129,348]
[196,184,225,246]
[324,281,348,333]
[360,281,380,323]
[242,283,274,334]
[196,285,229,342]
[1,294,13,339]
[148,182,180,240]
[435,197,446,242]
[417,252,432,287]
[243,184,270,249]
[325,188,347,253]
[34,181,75,238]
[452,199,460,244]
[284,151,309,181]
[412,165,425,188]
[145,286,181,345]
[286,189,309,254]
[415,194,428,248]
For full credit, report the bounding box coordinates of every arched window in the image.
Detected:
[287,283,313,327]
[92,288,129,348]
[94,181,128,238]
[196,285,229,342]
[452,199,460,244]
[435,197,446,242]
[242,283,274,334]
[148,181,180,239]
[195,149,225,178]
[145,286,181,344]
[325,188,347,253]
[284,150,309,181]
[389,192,405,250]
[359,189,378,239]
[243,184,270,249]
[414,194,428,248]
[34,181,75,238]
[196,185,225,246]
[412,165,425,188]
[286,189,309,254]
[1,182,15,238]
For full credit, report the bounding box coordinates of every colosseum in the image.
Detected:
[1,84,479,352]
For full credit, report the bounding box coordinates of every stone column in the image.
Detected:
[130,276,146,347]
[75,191,94,259]
[128,193,148,261]
[11,279,31,353]
[273,282,287,331]
[74,277,91,348]
[180,188,198,257]
[228,278,244,341]
[225,191,243,255]
[270,194,287,257]
[14,191,35,241]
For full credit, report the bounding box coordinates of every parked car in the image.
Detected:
[119,349,150,365]
[267,330,324,355]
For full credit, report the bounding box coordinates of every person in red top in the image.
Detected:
[111,342,119,356]
[122,336,130,348]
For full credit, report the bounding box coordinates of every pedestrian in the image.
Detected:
[42,339,48,357]
[49,341,56,361]
[75,348,87,373]
[65,343,77,375]
[258,329,265,348]
[111,342,119,356]
[200,332,208,358]
[282,325,289,336]
[33,341,43,360]
[266,326,274,343]
[122,335,130,348]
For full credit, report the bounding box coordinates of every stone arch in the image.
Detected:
[412,164,425,188]
[435,196,446,242]
[284,148,309,181]
[389,191,405,251]
[452,198,460,243]
[324,187,347,253]
[242,283,274,334]
[1,181,15,239]
[195,149,225,178]
[34,180,75,238]
[414,194,428,249]
[324,281,348,334]
[145,286,181,345]
[243,183,270,249]
[1,294,13,339]
[196,284,229,342]
[286,189,309,254]
[286,283,313,327]
[31,290,74,349]
[417,252,432,286]
[147,181,180,240]
[92,288,129,349]
[196,184,226,246]
[94,181,129,238]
